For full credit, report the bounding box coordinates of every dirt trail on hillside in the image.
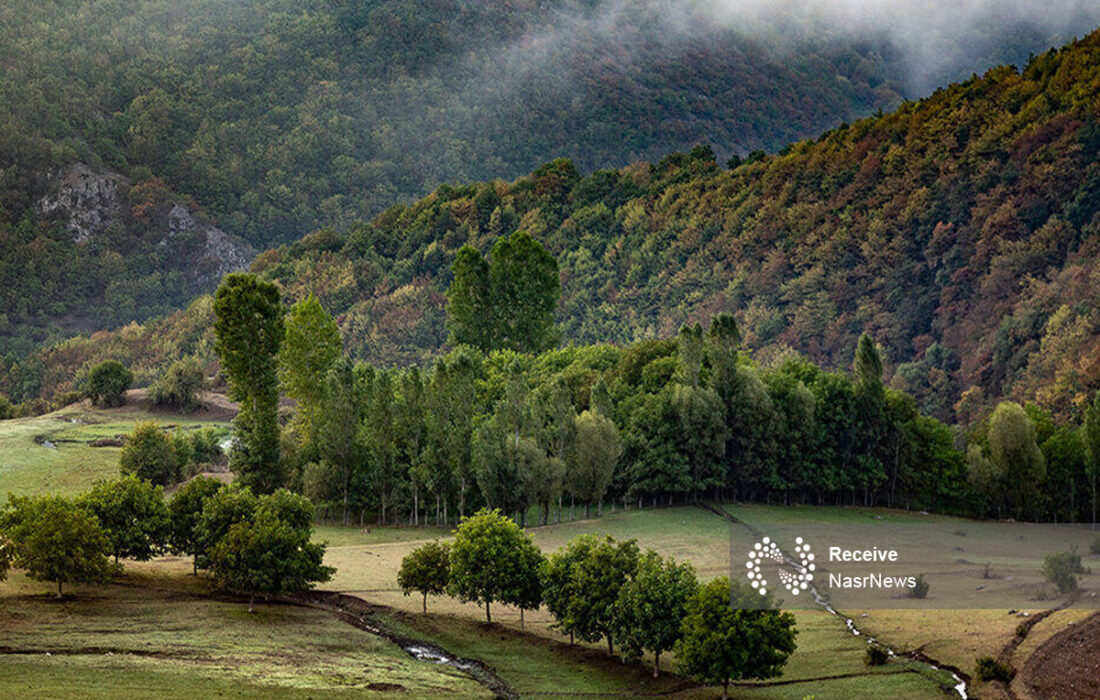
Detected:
[1015,611,1100,700]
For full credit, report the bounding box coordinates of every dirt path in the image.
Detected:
[1014,610,1100,700]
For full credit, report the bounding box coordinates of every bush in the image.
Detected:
[865,645,889,666]
[87,360,133,407]
[0,393,13,420]
[1091,534,1100,556]
[150,358,206,411]
[120,422,182,486]
[1041,549,1083,593]
[975,656,1015,682]
[909,574,930,599]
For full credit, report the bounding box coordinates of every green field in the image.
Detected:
[0,567,487,699]
[0,399,1086,698]
[0,394,230,498]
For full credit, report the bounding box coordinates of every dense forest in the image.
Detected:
[15,30,1100,427]
[1,0,1095,359]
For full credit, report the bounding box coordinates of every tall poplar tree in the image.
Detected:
[213,273,285,493]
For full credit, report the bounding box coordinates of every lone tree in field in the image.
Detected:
[448,508,540,623]
[674,577,797,700]
[398,540,451,613]
[1,495,112,597]
[86,360,133,407]
[168,476,224,573]
[213,273,285,494]
[614,550,698,677]
[80,475,170,564]
[446,230,560,353]
[120,421,182,486]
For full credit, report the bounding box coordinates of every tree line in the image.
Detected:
[398,509,796,699]
[0,475,331,610]
[203,264,1100,526]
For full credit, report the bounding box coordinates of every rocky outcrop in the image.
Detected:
[36,163,125,243]
[35,164,256,287]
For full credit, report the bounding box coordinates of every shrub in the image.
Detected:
[865,645,889,666]
[909,574,930,599]
[1041,549,1083,593]
[1091,534,1100,556]
[975,656,1015,683]
[120,422,182,486]
[150,358,206,411]
[87,360,133,407]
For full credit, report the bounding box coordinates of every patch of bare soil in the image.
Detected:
[1017,611,1100,700]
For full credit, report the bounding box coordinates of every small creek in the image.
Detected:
[702,504,968,699]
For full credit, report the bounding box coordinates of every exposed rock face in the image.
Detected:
[35,164,256,287]
[36,163,125,243]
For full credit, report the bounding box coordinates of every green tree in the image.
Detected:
[120,422,182,486]
[86,360,133,407]
[317,359,368,524]
[448,508,539,623]
[1,495,112,598]
[446,231,560,353]
[194,483,259,566]
[1041,549,1083,593]
[213,273,285,494]
[168,476,224,573]
[79,475,170,564]
[208,510,333,613]
[570,410,621,517]
[988,402,1046,519]
[502,533,544,631]
[555,534,639,654]
[446,245,493,350]
[279,294,342,448]
[672,383,727,501]
[149,357,206,411]
[398,541,451,613]
[674,577,798,699]
[614,550,698,677]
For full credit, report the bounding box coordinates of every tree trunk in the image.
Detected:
[57,580,63,599]
[653,652,660,678]
[249,593,255,614]
[485,601,492,624]
[520,608,525,631]
[606,635,614,654]
[722,678,729,700]
[423,592,428,613]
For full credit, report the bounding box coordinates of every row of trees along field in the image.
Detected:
[397,509,796,699]
[201,238,1100,526]
[0,476,332,609]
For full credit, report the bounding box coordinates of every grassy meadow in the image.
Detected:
[0,397,1093,698]
[0,392,230,498]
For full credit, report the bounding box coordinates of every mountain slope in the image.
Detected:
[2,0,1095,360]
[8,31,1100,422]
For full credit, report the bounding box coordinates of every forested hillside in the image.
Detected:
[15,30,1100,424]
[1,0,1094,358]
